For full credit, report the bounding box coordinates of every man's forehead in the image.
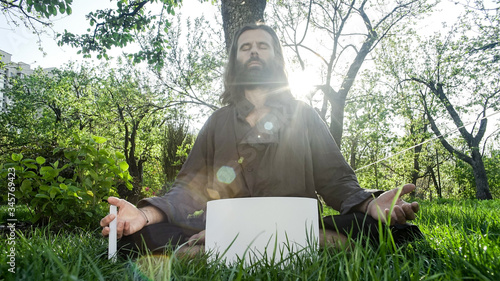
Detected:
[237,29,273,46]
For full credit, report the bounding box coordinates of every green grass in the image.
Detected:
[1,200,499,280]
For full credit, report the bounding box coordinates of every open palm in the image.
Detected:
[367,184,420,225]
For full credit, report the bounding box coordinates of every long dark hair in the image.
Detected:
[220,24,292,106]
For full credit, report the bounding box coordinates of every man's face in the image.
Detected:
[234,29,276,87]
[236,29,275,69]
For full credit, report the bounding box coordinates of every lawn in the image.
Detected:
[1,199,499,280]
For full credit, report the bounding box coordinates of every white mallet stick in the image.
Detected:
[108,205,117,261]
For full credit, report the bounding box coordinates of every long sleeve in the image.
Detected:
[305,105,382,214]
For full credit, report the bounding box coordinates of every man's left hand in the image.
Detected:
[366,184,420,225]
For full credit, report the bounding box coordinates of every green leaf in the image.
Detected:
[89,169,98,180]
[57,204,65,211]
[36,156,46,165]
[64,150,78,160]
[92,136,107,144]
[118,161,129,171]
[125,181,133,190]
[24,163,38,170]
[115,151,125,159]
[98,148,109,157]
[12,153,23,162]
[21,158,36,164]
[40,166,54,174]
[20,180,32,194]
[49,187,60,199]
[83,177,92,188]
[35,194,50,199]
[23,171,38,178]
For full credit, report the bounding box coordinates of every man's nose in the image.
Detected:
[250,44,259,57]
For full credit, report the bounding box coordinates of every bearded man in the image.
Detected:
[100,24,422,256]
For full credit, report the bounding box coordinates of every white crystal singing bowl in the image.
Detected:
[205,197,319,265]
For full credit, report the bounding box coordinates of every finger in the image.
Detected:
[383,185,409,202]
[108,196,124,208]
[400,184,416,196]
[411,202,420,213]
[117,221,124,239]
[102,226,110,237]
[100,214,116,227]
[402,203,416,220]
[123,221,131,236]
[383,208,390,224]
[392,205,406,225]
[188,234,202,246]
[188,231,206,246]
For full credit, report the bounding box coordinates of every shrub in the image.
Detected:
[0,135,132,228]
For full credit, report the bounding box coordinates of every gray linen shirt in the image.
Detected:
[138,94,380,231]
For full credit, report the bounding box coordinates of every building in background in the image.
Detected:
[0,49,34,112]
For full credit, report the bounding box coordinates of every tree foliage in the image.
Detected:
[57,0,181,64]
[1,0,73,47]
[375,0,500,199]
[269,0,436,146]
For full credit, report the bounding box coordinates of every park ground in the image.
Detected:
[0,199,499,280]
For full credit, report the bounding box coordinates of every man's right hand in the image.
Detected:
[100,197,148,239]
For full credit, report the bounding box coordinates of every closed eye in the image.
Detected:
[240,43,251,51]
[258,43,270,49]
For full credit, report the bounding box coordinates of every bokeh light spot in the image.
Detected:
[264,121,273,131]
[217,166,236,184]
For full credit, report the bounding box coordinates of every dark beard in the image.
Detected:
[233,58,277,88]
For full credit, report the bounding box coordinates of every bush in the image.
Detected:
[0,135,132,228]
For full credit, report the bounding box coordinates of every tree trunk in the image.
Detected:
[411,142,422,185]
[349,136,358,169]
[417,79,492,200]
[327,31,376,146]
[116,120,144,204]
[435,147,442,198]
[471,149,492,199]
[428,166,442,199]
[221,0,266,53]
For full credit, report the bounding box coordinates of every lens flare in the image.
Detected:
[264,121,273,130]
[217,166,236,184]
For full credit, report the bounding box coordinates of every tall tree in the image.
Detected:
[377,2,499,199]
[0,66,97,153]
[270,0,434,146]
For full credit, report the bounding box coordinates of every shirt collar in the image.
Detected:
[235,92,295,118]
